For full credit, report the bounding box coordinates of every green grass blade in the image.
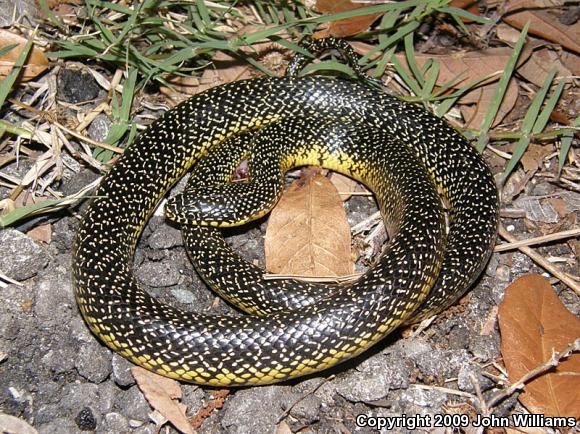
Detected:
[532,79,564,135]
[0,37,33,109]
[404,32,423,86]
[0,43,19,58]
[558,116,578,174]
[502,68,557,179]
[476,21,529,153]
[436,6,490,25]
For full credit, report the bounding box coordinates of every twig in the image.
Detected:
[0,271,24,287]
[277,376,335,424]
[351,210,382,235]
[494,227,580,252]
[498,225,580,295]
[469,373,489,415]
[486,338,580,410]
[8,98,123,154]
[411,383,476,399]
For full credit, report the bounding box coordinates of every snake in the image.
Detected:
[72,38,499,386]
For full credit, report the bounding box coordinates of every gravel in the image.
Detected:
[0,205,509,433]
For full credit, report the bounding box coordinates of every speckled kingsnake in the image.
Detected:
[72,38,499,386]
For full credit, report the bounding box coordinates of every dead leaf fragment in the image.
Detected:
[26,223,52,244]
[265,171,354,277]
[518,47,573,88]
[498,274,580,417]
[504,0,580,54]
[132,367,194,434]
[395,47,531,128]
[329,172,359,201]
[0,414,38,434]
[449,0,480,22]
[314,0,383,37]
[0,30,48,82]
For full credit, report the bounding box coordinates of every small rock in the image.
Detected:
[412,349,470,379]
[136,260,181,287]
[221,386,291,434]
[57,69,101,103]
[114,385,151,423]
[112,353,136,387]
[171,287,198,304]
[76,342,113,383]
[285,393,321,423]
[469,334,500,361]
[457,363,494,392]
[37,416,80,434]
[181,385,205,416]
[446,325,470,350]
[51,217,77,252]
[61,168,100,197]
[87,114,112,143]
[335,352,412,402]
[33,265,75,326]
[75,406,98,431]
[0,229,49,281]
[398,387,447,409]
[149,224,182,249]
[102,412,130,433]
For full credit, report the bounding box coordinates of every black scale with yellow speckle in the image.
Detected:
[72,38,498,386]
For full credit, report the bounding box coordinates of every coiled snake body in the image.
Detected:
[73,39,498,386]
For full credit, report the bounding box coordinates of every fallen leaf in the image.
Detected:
[26,223,52,243]
[561,52,580,78]
[496,23,525,44]
[518,47,574,88]
[460,80,519,129]
[395,47,531,128]
[449,0,480,22]
[504,0,580,54]
[395,47,532,89]
[161,32,289,103]
[519,143,553,172]
[314,0,383,38]
[0,414,38,434]
[329,172,358,201]
[498,274,580,417]
[265,171,354,277]
[0,30,48,82]
[275,420,293,434]
[132,367,194,434]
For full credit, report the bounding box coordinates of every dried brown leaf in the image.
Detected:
[498,274,580,417]
[329,172,358,201]
[460,80,519,128]
[518,47,573,88]
[560,50,580,76]
[449,0,480,22]
[396,47,531,89]
[395,48,529,128]
[132,367,194,434]
[519,143,552,172]
[0,414,38,434]
[265,172,354,277]
[0,30,48,82]
[275,420,293,434]
[26,223,52,243]
[496,23,525,44]
[314,0,383,38]
[504,0,580,54]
